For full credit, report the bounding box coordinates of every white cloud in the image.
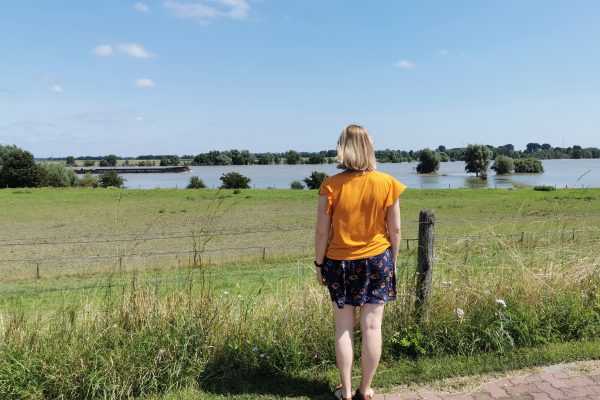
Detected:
[134,2,150,13]
[93,44,114,57]
[135,116,145,122]
[394,60,416,69]
[439,49,449,56]
[136,78,155,87]
[52,85,63,94]
[164,0,250,21]
[118,43,155,58]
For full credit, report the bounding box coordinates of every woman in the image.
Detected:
[314,124,406,400]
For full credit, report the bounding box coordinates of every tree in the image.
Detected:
[83,160,95,167]
[290,180,305,190]
[99,171,125,188]
[160,155,180,166]
[256,153,275,165]
[514,158,544,173]
[105,154,118,166]
[464,144,492,179]
[65,156,77,166]
[436,145,446,153]
[187,176,206,189]
[525,143,542,154]
[285,150,301,165]
[307,152,326,164]
[0,147,45,188]
[416,148,440,173]
[491,155,515,175]
[303,171,328,189]
[220,172,250,189]
[41,163,78,187]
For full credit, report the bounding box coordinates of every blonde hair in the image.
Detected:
[336,124,377,171]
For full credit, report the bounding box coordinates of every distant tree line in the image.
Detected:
[40,143,600,168]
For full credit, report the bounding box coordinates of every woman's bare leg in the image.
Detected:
[333,303,356,398]
[359,303,385,395]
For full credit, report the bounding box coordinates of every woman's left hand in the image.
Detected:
[316,268,327,286]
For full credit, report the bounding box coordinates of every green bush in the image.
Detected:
[79,172,99,188]
[186,176,206,189]
[41,163,79,187]
[491,155,515,174]
[99,171,125,188]
[303,171,328,189]
[514,158,544,173]
[290,180,305,190]
[219,172,251,189]
[534,186,555,191]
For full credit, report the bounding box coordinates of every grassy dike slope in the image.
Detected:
[0,187,599,399]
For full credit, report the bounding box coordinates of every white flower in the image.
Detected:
[495,299,507,308]
[223,291,229,295]
[259,353,265,358]
[252,346,258,352]
[237,295,244,300]
[442,281,453,285]
[454,308,465,317]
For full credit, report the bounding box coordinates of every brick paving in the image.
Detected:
[373,360,600,400]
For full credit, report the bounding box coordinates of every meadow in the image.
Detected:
[0,187,599,399]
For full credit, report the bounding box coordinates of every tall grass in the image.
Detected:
[0,233,599,399]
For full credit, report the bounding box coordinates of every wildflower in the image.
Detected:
[442,281,453,285]
[454,308,465,318]
[259,353,265,358]
[237,295,244,301]
[252,346,258,352]
[495,299,507,308]
[223,291,229,295]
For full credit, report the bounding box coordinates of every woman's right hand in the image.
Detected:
[316,268,327,286]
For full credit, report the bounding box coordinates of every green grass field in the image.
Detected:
[0,188,599,399]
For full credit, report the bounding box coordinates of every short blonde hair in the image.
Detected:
[336,124,377,171]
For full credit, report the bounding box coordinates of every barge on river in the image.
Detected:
[72,166,191,174]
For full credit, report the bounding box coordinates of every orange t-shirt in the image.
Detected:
[318,171,407,260]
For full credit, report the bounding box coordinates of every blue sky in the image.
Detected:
[1,1,599,157]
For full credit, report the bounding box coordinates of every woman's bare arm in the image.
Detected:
[314,194,332,285]
[385,197,401,265]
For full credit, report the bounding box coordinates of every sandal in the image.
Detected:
[353,388,374,400]
[333,384,353,400]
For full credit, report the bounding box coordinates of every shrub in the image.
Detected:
[79,173,99,188]
[491,155,515,174]
[41,163,79,187]
[290,180,305,190]
[303,171,328,189]
[416,148,440,173]
[220,172,251,189]
[187,176,206,189]
[99,171,125,188]
[534,185,555,191]
[514,158,544,173]
[83,160,95,167]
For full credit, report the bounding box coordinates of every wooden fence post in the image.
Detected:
[415,210,435,321]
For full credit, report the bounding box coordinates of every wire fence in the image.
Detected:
[0,219,599,289]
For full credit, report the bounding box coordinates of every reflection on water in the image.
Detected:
[120,159,600,190]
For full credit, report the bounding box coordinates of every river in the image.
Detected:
[120,159,600,189]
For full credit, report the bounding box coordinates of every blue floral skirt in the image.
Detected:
[322,247,397,309]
